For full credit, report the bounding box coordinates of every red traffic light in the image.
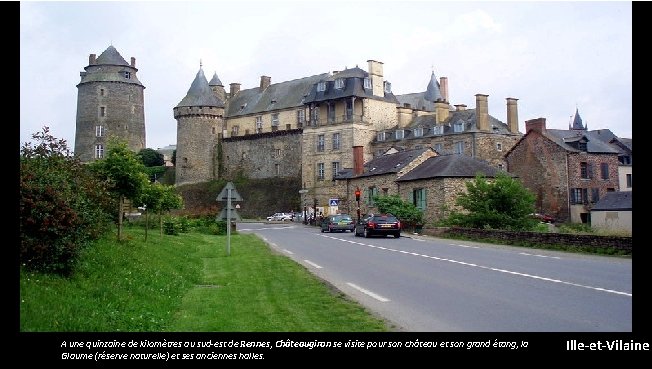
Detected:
[355,188,361,201]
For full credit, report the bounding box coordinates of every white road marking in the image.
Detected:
[346,283,390,302]
[283,249,293,255]
[318,234,631,297]
[451,243,480,249]
[519,252,561,259]
[304,260,322,269]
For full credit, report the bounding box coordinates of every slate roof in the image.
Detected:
[95,45,129,66]
[591,191,632,211]
[424,71,444,102]
[208,72,223,87]
[357,148,430,178]
[570,108,586,130]
[176,68,224,108]
[395,92,435,112]
[303,67,399,104]
[397,154,508,182]
[226,73,329,117]
[543,129,620,154]
[78,45,144,87]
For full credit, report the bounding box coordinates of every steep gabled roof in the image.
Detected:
[545,129,619,154]
[397,154,507,182]
[592,191,632,211]
[357,148,430,178]
[176,68,224,108]
[226,73,329,117]
[304,67,399,104]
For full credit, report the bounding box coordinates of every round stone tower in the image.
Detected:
[74,45,146,162]
[173,65,225,186]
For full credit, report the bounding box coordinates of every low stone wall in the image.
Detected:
[422,227,632,253]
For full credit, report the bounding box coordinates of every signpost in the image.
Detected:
[216,182,243,256]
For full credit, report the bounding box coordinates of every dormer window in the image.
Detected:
[124,71,131,79]
[395,130,404,140]
[377,132,386,141]
[433,125,444,135]
[317,82,326,92]
[413,127,424,137]
[384,81,392,93]
[240,103,247,111]
[364,77,371,89]
[334,78,344,89]
[453,121,464,133]
[578,141,587,151]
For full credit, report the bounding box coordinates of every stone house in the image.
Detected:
[504,116,621,224]
[590,191,632,235]
[334,147,505,225]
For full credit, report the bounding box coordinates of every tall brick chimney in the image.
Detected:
[229,82,241,97]
[440,77,449,102]
[131,57,136,68]
[367,60,384,97]
[506,97,519,133]
[525,117,546,133]
[260,75,271,91]
[89,54,96,65]
[353,146,364,176]
[475,94,489,131]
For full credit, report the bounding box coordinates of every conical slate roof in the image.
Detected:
[424,71,443,102]
[208,72,223,86]
[95,45,129,66]
[570,108,586,130]
[176,68,224,108]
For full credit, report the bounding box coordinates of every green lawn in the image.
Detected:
[19,227,390,332]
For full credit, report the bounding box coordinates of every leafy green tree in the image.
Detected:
[137,182,183,240]
[89,139,149,240]
[372,195,424,230]
[441,173,538,231]
[20,127,112,274]
[137,148,165,167]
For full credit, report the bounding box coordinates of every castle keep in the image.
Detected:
[74,46,146,161]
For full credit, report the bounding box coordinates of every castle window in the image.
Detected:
[454,141,464,155]
[412,188,427,211]
[271,113,279,126]
[434,143,443,153]
[332,132,340,150]
[317,163,325,180]
[99,88,105,96]
[275,149,281,157]
[345,99,353,121]
[600,162,609,180]
[367,187,378,205]
[377,132,386,141]
[453,121,464,133]
[364,77,371,89]
[334,78,344,89]
[395,130,404,140]
[310,106,320,125]
[496,143,503,151]
[626,174,632,188]
[591,188,600,203]
[286,124,292,130]
[255,116,263,133]
[212,127,216,134]
[433,125,443,135]
[317,135,325,152]
[498,163,504,171]
[124,71,131,79]
[570,188,588,204]
[327,105,335,123]
[95,144,104,159]
[332,162,340,179]
[231,125,239,136]
[275,164,280,176]
[580,162,593,179]
[297,109,305,126]
[384,81,392,93]
[578,141,587,151]
[95,125,104,137]
[317,82,326,92]
[413,127,424,137]
[99,106,106,117]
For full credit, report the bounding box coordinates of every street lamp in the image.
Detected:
[299,189,309,225]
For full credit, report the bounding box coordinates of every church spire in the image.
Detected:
[569,107,586,130]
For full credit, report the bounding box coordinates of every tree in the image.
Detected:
[20,127,112,274]
[372,195,424,231]
[137,148,165,167]
[441,173,538,231]
[89,139,149,240]
[137,182,183,240]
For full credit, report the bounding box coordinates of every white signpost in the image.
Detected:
[216,182,243,256]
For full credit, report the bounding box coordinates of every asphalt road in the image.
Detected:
[238,222,632,332]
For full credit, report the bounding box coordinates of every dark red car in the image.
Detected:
[354,214,401,238]
[531,213,555,223]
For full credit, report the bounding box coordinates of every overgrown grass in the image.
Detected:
[20,228,390,332]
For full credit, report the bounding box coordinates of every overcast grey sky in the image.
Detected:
[20,0,632,151]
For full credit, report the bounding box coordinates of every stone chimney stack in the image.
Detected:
[353,146,364,176]
[367,60,384,97]
[131,57,136,68]
[506,97,519,133]
[454,104,467,111]
[229,82,241,97]
[89,54,96,65]
[435,101,450,123]
[525,118,546,133]
[475,94,489,131]
[440,77,449,102]
[260,75,271,91]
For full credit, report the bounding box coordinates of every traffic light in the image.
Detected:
[355,188,361,202]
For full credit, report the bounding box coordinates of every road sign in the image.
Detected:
[217,182,243,201]
[329,198,339,206]
[217,207,242,221]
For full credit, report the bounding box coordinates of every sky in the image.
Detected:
[20,0,632,151]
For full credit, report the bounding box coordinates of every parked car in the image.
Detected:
[320,214,355,233]
[266,212,293,221]
[530,213,555,223]
[354,213,401,238]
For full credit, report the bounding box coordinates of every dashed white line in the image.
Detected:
[318,234,631,297]
[451,243,480,249]
[519,252,561,259]
[303,260,322,269]
[346,283,390,302]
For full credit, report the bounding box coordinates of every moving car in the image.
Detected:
[320,214,355,233]
[354,213,401,238]
[266,212,293,221]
